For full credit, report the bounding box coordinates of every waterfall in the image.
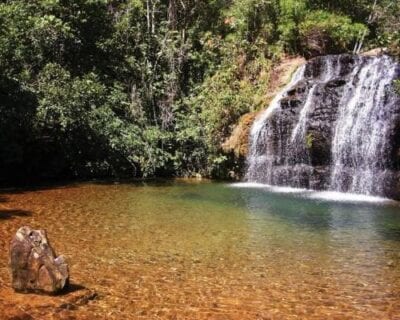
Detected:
[330,56,398,195]
[246,64,306,185]
[246,54,400,198]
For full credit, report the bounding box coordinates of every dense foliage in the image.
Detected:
[0,0,398,183]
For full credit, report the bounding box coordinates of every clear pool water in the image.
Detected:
[0,180,399,319]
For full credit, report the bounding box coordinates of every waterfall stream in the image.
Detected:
[246,54,400,198]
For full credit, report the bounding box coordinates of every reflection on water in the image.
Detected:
[0,180,399,319]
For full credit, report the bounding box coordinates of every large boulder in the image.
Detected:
[10,226,69,294]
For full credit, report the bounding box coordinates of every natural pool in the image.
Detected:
[0,180,399,319]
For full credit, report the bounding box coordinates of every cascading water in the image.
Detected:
[246,54,400,199]
[330,56,398,195]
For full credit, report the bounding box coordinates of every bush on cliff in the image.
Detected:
[299,10,368,57]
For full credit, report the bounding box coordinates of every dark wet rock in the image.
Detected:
[10,226,69,294]
[326,79,346,88]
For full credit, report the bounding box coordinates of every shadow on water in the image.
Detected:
[0,193,33,220]
[57,283,88,296]
[373,206,400,241]
[0,209,32,220]
[0,180,80,195]
[380,224,400,241]
[0,178,212,198]
[17,283,90,297]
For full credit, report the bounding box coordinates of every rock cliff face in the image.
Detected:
[246,54,400,199]
[222,56,306,179]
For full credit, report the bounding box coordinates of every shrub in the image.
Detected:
[394,80,400,95]
[299,10,368,57]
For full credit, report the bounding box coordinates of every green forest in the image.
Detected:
[0,0,399,183]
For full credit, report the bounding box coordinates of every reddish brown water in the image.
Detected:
[0,180,399,319]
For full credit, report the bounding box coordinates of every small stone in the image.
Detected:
[10,226,69,294]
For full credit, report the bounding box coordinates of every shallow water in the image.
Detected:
[0,180,399,319]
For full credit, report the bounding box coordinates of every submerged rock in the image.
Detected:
[10,226,69,294]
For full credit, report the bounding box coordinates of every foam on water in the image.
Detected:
[231,182,309,194]
[308,191,391,203]
[231,182,393,203]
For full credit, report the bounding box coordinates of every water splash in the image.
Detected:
[231,182,392,203]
